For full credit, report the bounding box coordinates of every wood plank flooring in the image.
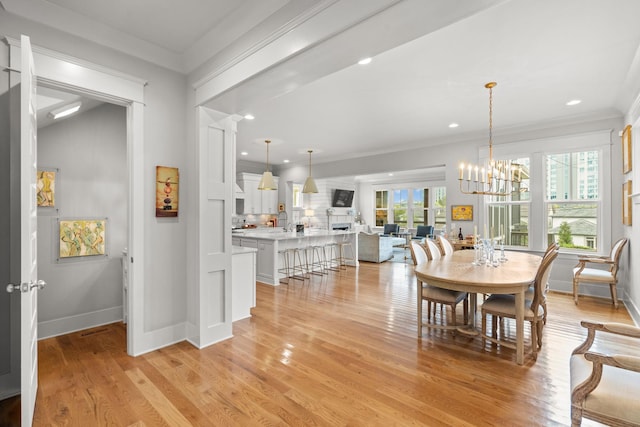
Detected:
[31,260,634,426]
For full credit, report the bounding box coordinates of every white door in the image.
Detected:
[4,35,44,427]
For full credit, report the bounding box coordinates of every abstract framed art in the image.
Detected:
[623,180,632,226]
[58,218,107,259]
[451,205,473,221]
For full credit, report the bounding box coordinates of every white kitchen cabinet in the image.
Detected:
[232,246,257,321]
[237,173,279,214]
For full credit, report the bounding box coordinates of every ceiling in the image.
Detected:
[5,0,640,169]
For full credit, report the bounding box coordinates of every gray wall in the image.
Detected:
[37,103,127,337]
[1,11,189,350]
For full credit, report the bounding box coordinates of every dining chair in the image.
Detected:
[437,235,455,256]
[570,320,640,426]
[480,246,558,359]
[525,242,559,324]
[572,237,628,308]
[411,240,468,335]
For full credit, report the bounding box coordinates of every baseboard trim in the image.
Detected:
[38,306,123,340]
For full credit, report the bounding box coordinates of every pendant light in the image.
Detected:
[258,140,277,190]
[458,82,526,196]
[302,149,318,193]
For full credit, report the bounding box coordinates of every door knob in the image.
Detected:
[30,280,46,290]
[6,283,28,293]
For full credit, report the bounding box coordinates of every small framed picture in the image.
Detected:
[451,205,473,221]
[622,125,632,173]
[623,180,632,225]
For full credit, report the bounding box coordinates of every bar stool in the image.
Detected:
[306,243,326,275]
[277,248,292,284]
[324,240,341,272]
[338,234,356,269]
[290,240,308,281]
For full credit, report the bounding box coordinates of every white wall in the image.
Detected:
[37,104,127,338]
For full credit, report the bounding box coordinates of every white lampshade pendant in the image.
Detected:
[258,140,277,190]
[302,149,318,193]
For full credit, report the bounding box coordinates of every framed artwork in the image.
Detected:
[37,168,58,207]
[623,180,632,226]
[156,166,179,217]
[622,125,632,173]
[59,218,106,258]
[451,205,473,221]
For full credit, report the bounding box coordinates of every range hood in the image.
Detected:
[235,183,245,198]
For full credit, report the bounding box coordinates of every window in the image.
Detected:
[374,186,445,229]
[545,150,599,252]
[487,157,531,248]
[432,187,446,232]
[292,184,303,208]
[393,189,409,228]
[375,190,388,226]
[413,189,425,226]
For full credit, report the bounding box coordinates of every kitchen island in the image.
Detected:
[232,229,358,286]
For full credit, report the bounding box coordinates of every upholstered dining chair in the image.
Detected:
[411,225,434,242]
[436,235,455,256]
[573,237,628,308]
[411,240,468,335]
[570,320,640,426]
[381,223,400,237]
[481,246,558,359]
[525,242,560,324]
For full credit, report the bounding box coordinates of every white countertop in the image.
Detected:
[232,229,355,241]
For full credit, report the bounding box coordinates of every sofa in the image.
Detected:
[358,232,394,263]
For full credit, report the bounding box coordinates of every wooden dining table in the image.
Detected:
[414,249,542,365]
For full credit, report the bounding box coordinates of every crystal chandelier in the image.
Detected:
[458,82,525,197]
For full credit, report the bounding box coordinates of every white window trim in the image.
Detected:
[478,130,612,253]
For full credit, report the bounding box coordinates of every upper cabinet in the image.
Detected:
[237,173,279,214]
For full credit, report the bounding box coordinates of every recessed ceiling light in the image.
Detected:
[566,99,581,106]
[358,57,372,65]
[283,159,290,163]
[449,123,459,128]
[240,151,248,156]
[244,114,255,120]
[388,173,394,176]
[48,101,81,120]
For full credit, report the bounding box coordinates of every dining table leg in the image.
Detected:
[456,292,478,336]
[515,290,524,365]
[417,279,422,337]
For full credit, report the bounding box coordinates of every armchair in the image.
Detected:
[411,225,434,242]
[570,320,640,426]
[572,237,628,308]
[381,223,400,237]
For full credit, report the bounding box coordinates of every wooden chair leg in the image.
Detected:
[481,310,486,347]
[491,315,498,340]
[417,283,423,337]
[463,297,468,325]
[573,279,579,305]
[450,303,457,327]
[531,321,537,360]
[609,282,619,308]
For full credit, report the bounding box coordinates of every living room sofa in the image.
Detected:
[358,232,394,263]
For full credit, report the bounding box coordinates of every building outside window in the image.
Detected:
[545,150,599,252]
[487,157,531,247]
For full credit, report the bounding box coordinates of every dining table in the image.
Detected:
[414,249,542,365]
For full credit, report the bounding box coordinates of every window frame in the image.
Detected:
[478,130,611,255]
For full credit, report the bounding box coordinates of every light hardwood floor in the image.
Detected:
[32,260,634,426]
